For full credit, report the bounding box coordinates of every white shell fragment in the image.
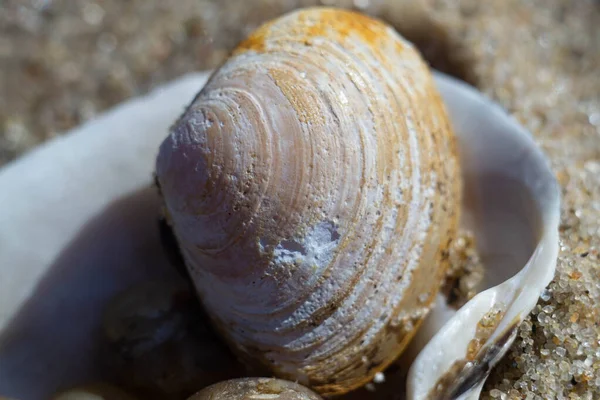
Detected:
[405,74,560,400]
[0,68,558,400]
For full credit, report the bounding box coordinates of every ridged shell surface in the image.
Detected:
[156,8,460,395]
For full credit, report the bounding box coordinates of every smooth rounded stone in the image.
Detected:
[187,378,322,400]
[103,280,191,355]
[102,280,245,399]
[51,383,136,400]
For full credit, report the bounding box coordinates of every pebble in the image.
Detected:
[101,280,245,399]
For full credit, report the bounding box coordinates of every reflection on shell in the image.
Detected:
[156,7,461,395]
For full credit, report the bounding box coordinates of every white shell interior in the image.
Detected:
[406,74,560,400]
[0,71,559,400]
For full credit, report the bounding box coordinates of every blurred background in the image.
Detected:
[1,0,598,167]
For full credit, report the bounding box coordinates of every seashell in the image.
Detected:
[187,378,322,400]
[405,74,560,400]
[0,15,559,400]
[155,7,461,395]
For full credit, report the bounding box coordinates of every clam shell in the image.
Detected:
[155,9,461,394]
[0,74,559,399]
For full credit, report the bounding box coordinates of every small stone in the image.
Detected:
[570,312,579,323]
[540,289,552,302]
[373,372,385,384]
[542,305,555,314]
[537,313,547,325]
[102,280,245,399]
[569,270,582,280]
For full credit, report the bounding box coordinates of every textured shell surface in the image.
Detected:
[188,378,322,400]
[156,7,460,395]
